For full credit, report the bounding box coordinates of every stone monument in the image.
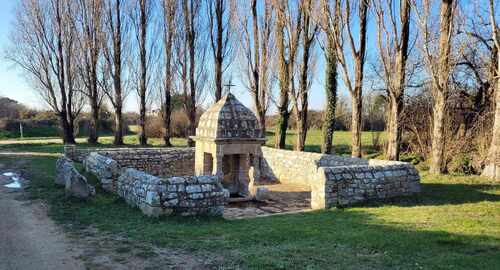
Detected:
[192,93,266,198]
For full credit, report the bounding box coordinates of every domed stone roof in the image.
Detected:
[195,93,264,140]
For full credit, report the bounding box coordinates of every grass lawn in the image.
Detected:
[0,129,382,157]
[0,132,498,269]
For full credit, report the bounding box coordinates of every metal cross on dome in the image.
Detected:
[224,81,235,94]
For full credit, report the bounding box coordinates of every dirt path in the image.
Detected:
[0,161,224,270]
[0,173,85,270]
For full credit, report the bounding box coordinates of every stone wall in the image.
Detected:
[55,156,95,199]
[117,168,228,216]
[311,163,420,209]
[261,147,367,185]
[83,153,121,192]
[65,145,194,177]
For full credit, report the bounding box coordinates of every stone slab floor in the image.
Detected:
[223,183,311,219]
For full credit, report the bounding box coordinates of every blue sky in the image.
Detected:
[0,0,381,113]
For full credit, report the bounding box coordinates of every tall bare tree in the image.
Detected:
[239,0,275,133]
[291,0,317,151]
[102,0,129,145]
[162,0,177,146]
[483,0,500,180]
[319,0,340,154]
[414,0,457,173]
[273,0,302,149]
[333,0,369,157]
[374,0,411,160]
[7,0,84,144]
[181,0,206,147]
[77,0,104,144]
[208,0,234,102]
[131,0,151,146]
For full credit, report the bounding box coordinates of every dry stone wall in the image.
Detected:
[261,147,421,209]
[55,156,96,199]
[83,153,121,192]
[311,163,421,208]
[65,145,194,177]
[117,168,228,217]
[261,147,367,185]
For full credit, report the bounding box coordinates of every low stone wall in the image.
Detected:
[261,147,367,185]
[83,153,121,192]
[311,163,420,209]
[117,168,228,216]
[65,145,194,177]
[55,156,95,199]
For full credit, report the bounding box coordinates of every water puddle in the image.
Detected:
[2,172,22,189]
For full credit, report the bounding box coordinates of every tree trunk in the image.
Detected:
[430,90,447,173]
[88,98,99,144]
[322,43,338,154]
[482,56,500,180]
[351,92,362,157]
[429,0,454,173]
[386,95,403,160]
[295,108,307,151]
[60,112,76,144]
[274,2,289,150]
[114,106,124,145]
[138,0,148,146]
[163,93,172,146]
[112,0,124,146]
[275,105,289,149]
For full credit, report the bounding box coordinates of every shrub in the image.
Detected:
[448,153,475,175]
[145,110,193,138]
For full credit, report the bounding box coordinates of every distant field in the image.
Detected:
[265,129,384,156]
[0,129,383,157]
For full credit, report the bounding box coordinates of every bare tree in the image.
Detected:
[7,0,84,144]
[414,0,457,173]
[319,0,340,154]
[482,0,500,180]
[181,0,206,147]
[291,0,317,151]
[273,0,302,149]
[76,0,104,144]
[130,0,152,146]
[238,0,275,133]
[333,0,369,158]
[161,0,177,146]
[102,0,129,145]
[207,0,234,102]
[374,0,411,160]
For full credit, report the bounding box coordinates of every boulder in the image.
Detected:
[55,156,74,186]
[56,156,95,199]
[64,168,96,199]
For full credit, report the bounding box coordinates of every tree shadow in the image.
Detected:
[357,182,500,208]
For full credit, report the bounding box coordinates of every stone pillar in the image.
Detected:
[212,153,224,177]
[236,154,251,197]
[194,146,205,176]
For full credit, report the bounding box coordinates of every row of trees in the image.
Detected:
[6,0,499,179]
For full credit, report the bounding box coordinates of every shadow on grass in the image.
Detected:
[400,182,499,206]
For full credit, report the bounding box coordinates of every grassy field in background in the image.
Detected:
[0,153,498,269]
[0,129,383,158]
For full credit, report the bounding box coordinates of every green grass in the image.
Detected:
[0,129,382,158]
[8,156,500,269]
[0,139,498,269]
[265,129,383,156]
